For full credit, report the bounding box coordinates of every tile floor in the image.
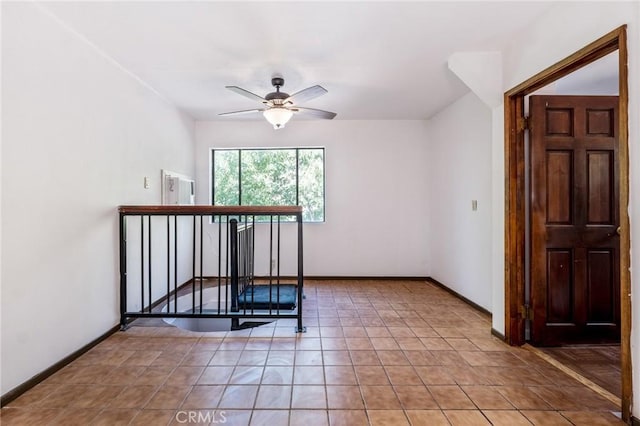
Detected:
[540,345,621,398]
[1,280,625,425]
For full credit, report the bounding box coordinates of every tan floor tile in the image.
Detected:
[404,350,438,366]
[291,385,327,409]
[405,409,450,426]
[483,410,533,425]
[295,350,324,365]
[266,338,293,350]
[166,366,204,386]
[229,366,264,385]
[420,338,454,351]
[270,339,296,351]
[521,410,573,425]
[367,409,409,425]
[340,320,365,328]
[446,365,490,385]
[262,366,294,384]
[366,327,392,337]
[431,351,467,366]
[444,409,491,425]
[91,409,139,426]
[297,338,322,350]
[69,385,124,408]
[290,409,330,426]
[238,350,269,365]
[101,365,146,385]
[497,386,553,410]
[42,365,84,384]
[294,366,325,385]
[49,408,100,425]
[126,351,162,366]
[4,383,60,407]
[219,338,248,351]
[217,385,259,409]
[370,338,401,351]
[396,337,426,350]
[323,350,352,366]
[266,350,295,365]
[411,327,440,338]
[387,327,417,338]
[244,339,272,350]
[68,365,115,384]
[350,350,381,365]
[151,351,186,367]
[180,385,225,409]
[198,366,233,385]
[560,411,626,425]
[208,350,241,366]
[325,366,358,385]
[320,327,345,337]
[414,366,456,385]
[428,385,475,409]
[322,337,348,350]
[394,385,438,409]
[145,385,191,409]
[130,409,175,426]
[255,385,292,409]
[133,366,174,386]
[328,409,368,426]
[461,385,513,409]
[326,385,364,409]
[355,366,390,385]
[342,326,367,336]
[108,385,157,409]
[360,386,401,409]
[384,366,422,385]
[445,338,480,351]
[218,410,252,426]
[1,407,63,425]
[250,410,289,426]
[346,338,374,351]
[377,350,410,365]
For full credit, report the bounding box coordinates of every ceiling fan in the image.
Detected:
[219,77,337,129]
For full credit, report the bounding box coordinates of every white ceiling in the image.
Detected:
[40,1,557,121]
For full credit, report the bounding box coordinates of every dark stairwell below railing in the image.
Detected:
[118,205,305,333]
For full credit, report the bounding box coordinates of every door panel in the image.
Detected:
[530,95,620,346]
[586,151,613,224]
[546,151,573,224]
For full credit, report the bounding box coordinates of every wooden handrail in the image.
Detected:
[118,205,303,215]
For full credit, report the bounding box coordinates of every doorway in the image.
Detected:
[503,26,631,421]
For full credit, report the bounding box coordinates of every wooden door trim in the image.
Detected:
[504,25,631,421]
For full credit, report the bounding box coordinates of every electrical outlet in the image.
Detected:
[271,259,276,271]
[144,176,150,189]
[472,200,478,211]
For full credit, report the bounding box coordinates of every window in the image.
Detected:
[211,148,325,222]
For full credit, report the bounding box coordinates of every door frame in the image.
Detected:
[504,25,631,420]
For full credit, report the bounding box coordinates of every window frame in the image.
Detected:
[210,147,326,223]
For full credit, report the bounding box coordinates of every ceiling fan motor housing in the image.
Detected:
[265,77,289,104]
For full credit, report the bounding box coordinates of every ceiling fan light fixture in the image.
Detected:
[263,107,293,129]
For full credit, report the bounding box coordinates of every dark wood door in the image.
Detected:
[530,95,620,346]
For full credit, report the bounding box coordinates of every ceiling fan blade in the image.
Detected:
[293,107,337,120]
[283,85,327,105]
[225,86,269,104]
[218,109,264,116]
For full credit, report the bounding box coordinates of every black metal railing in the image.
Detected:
[118,205,304,332]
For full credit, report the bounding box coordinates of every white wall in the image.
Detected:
[1,3,195,395]
[195,120,430,277]
[426,93,492,311]
[497,0,639,414]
